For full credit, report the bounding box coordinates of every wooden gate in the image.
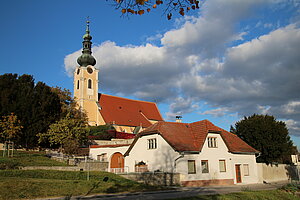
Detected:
[110,152,124,173]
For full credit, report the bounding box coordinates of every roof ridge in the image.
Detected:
[159,121,189,125]
[99,93,157,104]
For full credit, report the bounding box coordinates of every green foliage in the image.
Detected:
[51,87,87,121]
[0,170,158,199]
[0,112,23,144]
[88,125,115,140]
[280,183,300,194]
[0,150,67,167]
[232,114,294,164]
[88,124,115,136]
[0,74,62,148]
[38,115,88,155]
[0,159,21,170]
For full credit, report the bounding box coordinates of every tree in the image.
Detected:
[0,74,62,148]
[0,113,23,157]
[109,0,201,20]
[37,114,88,155]
[51,86,87,120]
[231,114,294,164]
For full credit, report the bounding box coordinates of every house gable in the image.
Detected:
[124,133,179,172]
[128,120,259,155]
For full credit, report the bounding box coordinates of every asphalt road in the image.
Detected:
[39,181,290,200]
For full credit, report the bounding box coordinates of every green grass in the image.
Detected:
[0,170,159,199]
[173,190,300,200]
[0,150,67,168]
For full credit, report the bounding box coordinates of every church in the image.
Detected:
[73,21,163,133]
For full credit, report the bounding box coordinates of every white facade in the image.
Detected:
[90,132,259,185]
[125,134,179,172]
[126,132,259,184]
[90,145,129,171]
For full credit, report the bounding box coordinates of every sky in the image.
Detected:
[1,0,300,148]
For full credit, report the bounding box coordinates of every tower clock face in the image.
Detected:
[87,67,93,74]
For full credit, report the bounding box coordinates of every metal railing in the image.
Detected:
[109,166,129,174]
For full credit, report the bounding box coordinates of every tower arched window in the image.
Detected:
[88,79,92,89]
[77,80,80,90]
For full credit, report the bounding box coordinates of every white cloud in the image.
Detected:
[64,0,300,136]
[199,107,230,117]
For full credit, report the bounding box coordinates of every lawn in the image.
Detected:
[172,189,300,200]
[0,150,67,169]
[0,170,158,199]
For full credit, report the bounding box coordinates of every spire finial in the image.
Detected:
[86,16,90,33]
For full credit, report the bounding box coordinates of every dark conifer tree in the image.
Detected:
[0,74,61,148]
[231,114,294,164]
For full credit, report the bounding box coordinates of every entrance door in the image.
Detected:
[235,164,242,183]
[110,152,124,173]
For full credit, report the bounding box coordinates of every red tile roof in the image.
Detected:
[125,120,258,155]
[90,144,131,148]
[98,94,163,128]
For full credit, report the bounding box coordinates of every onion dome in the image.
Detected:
[77,19,96,67]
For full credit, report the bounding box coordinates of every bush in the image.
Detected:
[0,160,21,170]
[280,183,300,194]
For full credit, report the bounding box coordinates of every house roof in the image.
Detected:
[90,144,131,148]
[98,94,163,128]
[125,120,259,156]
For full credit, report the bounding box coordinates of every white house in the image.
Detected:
[90,119,260,186]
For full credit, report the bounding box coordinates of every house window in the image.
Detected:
[147,138,157,149]
[77,80,80,90]
[219,160,226,172]
[201,160,209,173]
[188,160,196,174]
[97,153,107,162]
[88,79,92,89]
[243,164,249,176]
[208,137,217,148]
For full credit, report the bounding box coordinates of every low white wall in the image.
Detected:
[257,163,296,183]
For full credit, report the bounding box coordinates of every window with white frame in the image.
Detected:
[97,153,107,162]
[188,160,196,174]
[201,160,209,173]
[219,160,226,172]
[243,164,249,176]
[147,138,157,149]
[208,137,217,148]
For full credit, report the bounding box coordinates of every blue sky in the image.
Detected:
[1,0,300,149]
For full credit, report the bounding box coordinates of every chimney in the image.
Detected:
[175,115,182,123]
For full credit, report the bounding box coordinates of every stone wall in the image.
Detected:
[22,166,82,171]
[22,162,108,172]
[257,163,300,183]
[121,172,180,186]
[77,161,108,171]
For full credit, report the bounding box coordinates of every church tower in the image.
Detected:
[74,20,101,126]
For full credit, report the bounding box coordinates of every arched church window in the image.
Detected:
[88,79,92,89]
[77,80,80,90]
